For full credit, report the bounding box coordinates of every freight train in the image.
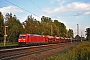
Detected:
[18,34,73,45]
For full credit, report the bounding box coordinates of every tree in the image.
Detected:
[67,29,74,38]
[41,22,51,35]
[0,12,4,42]
[60,23,67,37]
[50,23,59,36]
[5,13,23,42]
[75,35,81,41]
[85,28,90,41]
[25,15,41,34]
[54,20,61,36]
[41,16,52,23]
[54,20,68,37]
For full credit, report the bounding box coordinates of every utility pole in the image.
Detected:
[4,25,8,46]
[51,25,52,36]
[81,31,82,41]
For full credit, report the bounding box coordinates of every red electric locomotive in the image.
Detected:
[18,34,46,45]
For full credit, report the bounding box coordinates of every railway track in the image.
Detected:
[0,45,29,50]
[0,42,78,60]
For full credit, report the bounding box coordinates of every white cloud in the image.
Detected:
[50,0,59,4]
[84,11,90,15]
[44,2,90,14]
[73,11,90,16]
[50,0,66,5]
[50,0,56,3]
[0,5,23,14]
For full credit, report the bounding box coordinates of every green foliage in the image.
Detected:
[41,16,52,23]
[75,35,81,41]
[67,29,74,38]
[86,28,90,41]
[47,41,90,60]
[54,20,61,36]
[24,16,68,37]
[54,20,68,37]
[60,23,67,37]
[0,12,4,42]
[24,15,42,34]
[5,13,23,42]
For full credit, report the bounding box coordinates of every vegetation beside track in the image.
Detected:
[0,43,18,46]
[46,41,90,60]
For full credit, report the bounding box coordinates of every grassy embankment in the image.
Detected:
[46,41,90,60]
[0,43,18,46]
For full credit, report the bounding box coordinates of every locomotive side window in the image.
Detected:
[19,36,26,38]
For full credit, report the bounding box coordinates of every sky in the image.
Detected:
[0,0,90,37]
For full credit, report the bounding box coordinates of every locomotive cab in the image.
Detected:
[18,34,28,45]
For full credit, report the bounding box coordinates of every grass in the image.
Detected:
[46,41,90,60]
[0,43,18,46]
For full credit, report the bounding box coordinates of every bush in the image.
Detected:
[47,41,90,60]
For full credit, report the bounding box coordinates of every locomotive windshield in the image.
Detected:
[19,36,26,38]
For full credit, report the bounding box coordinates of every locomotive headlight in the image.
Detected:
[23,39,25,40]
[18,40,20,42]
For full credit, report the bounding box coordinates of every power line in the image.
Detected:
[29,0,49,16]
[28,0,59,20]
[0,0,28,16]
[4,0,40,18]
[0,0,8,5]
